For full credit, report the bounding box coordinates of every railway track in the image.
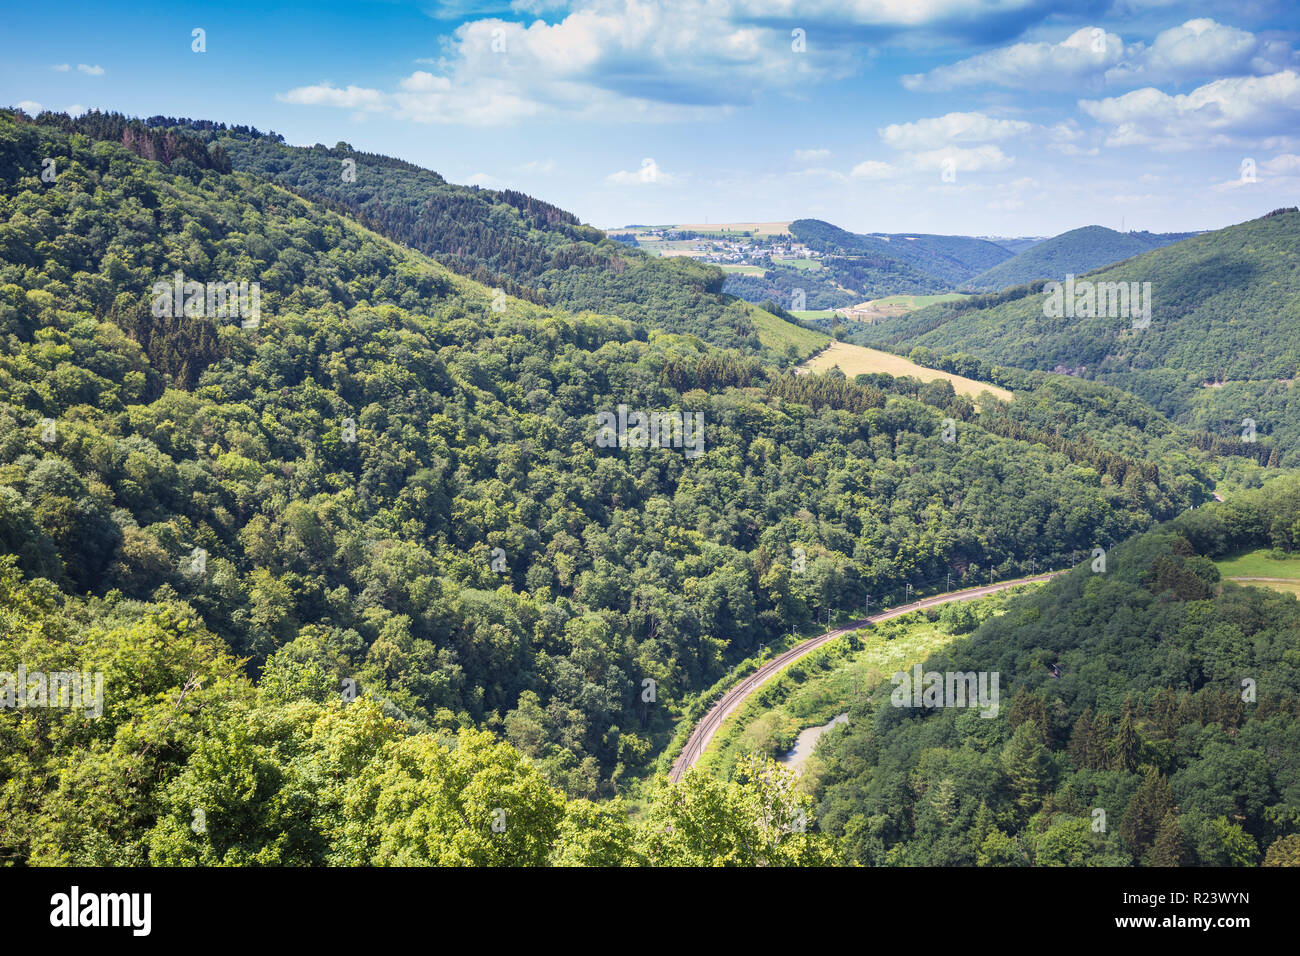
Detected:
[668,572,1065,782]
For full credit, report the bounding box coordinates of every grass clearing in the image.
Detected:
[799,340,1013,403]
[1216,547,1300,595]
[868,292,969,309]
[748,302,831,358]
[1215,548,1300,579]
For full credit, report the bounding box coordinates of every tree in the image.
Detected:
[1121,768,1174,859]
[1001,722,1051,817]
[1263,834,1300,867]
[334,729,566,866]
[1147,811,1187,866]
[550,799,642,866]
[1111,712,1141,773]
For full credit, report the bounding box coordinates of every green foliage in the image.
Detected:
[967,226,1195,292]
[852,211,1300,465]
[815,477,1300,866]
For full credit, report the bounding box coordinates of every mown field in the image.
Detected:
[867,292,970,310]
[1215,548,1300,595]
[799,340,1014,402]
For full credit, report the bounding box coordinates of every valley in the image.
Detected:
[1,102,1298,873]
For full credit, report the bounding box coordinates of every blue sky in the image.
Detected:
[3,0,1300,236]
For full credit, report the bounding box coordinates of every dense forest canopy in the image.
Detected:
[0,108,1295,867]
[816,477,1300,867]
[848,210,1300,465]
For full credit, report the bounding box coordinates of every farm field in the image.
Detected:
[799,340,1014,403]
[675,221,791,236]
[1215,548,1300,595]
[869,292,969,309]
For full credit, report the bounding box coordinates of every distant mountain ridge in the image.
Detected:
[967,225,1199,291]
[846,208,1300,464]
[790,218,1015,286]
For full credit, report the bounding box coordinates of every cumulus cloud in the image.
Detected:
[1104,19,1296,85]
[277,1,839,125]
[878,111,1033,150]
[730,0,1042,29]
[849,159,896,179]
[278,83,389,112]
[903,20,1297,92]
[909,144,1014,173]
[1079,70,1300,150]
[902,27,1121,91]
[607,157,672,184]
[795,148,832,162]
[1261,153,1300,175]
[77,64,104,76]
[52,64,70,72]
[15,100,43,114]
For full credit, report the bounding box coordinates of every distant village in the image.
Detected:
[610,227,822,267]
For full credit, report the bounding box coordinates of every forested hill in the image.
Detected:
[848,209,1300,464]
[0,103,1232,827]
[14,109,809,358]
[789,219,1015,286]
[966,225,1199,291]
[816,475,1300,867]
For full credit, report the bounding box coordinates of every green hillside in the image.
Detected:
[851,210,1300,463]
[19,110,824,361]
[817,476,1300,867]
[0,106,1293,868]
[967,225,1199,291]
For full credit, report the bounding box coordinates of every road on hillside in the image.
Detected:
[668,572,1066,782]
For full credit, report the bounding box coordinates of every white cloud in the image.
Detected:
[731,0,1041,28]
[52,64,70,72]
[607,157,672,184]
[902,27,1122,91]
[795,148,832,162]
[849,160,897,179]
[1104,19,1296,85]
[519,159,556,174]
[279,0,840,125]
[466,171,506,187]
[1261,153,1300,175]
[879,111,1033,150]
[1079,70,1300,150]
[908,144,1014,173]
[903,20,1298,92]
[15,100,43,114]
[76,64,104,76]
[1045,121,1099,157]
[278,83,389,112]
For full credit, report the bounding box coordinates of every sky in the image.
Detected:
[2,0,1299,236]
